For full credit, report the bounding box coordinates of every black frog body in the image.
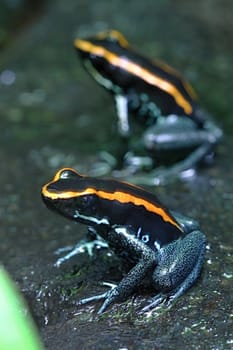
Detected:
[74,30,222,184]
[42,168,206,313]
[75,30,200,126]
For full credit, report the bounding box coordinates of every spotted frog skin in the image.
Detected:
[42,168,206,314]
[74,30,222,184]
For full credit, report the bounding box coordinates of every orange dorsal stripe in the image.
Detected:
[42,185,182,231]
[75,39,193,115]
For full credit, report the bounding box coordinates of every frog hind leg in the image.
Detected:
[143,230,206,311]
[79,250,156,314]
[123,142,213,186]
[139,118,223,185]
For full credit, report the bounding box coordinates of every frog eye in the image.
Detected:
[105,30,128,47]
[56,168,83,181]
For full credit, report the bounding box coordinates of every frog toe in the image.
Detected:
[79,282,119,314]
[54,239,109,267]
[142,291,180,312]
[142,294,167,311]
[89,151,117,177]
[79,291,108,307]
[97,287,120,314]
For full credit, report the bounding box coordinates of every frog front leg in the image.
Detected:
[88,94,130,176]
[115,94,130,137]
[54,227,108,267]
[79,226,157,314]
[143,229,206,311]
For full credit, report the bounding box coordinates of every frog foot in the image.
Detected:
[141,294,169,312]
[118,165,196,186]
[111,152,153,179]
[89,151,117,177]
[124,151,153,169]
[142,288,182,312]
[54,239,109,267]
[78,282,118,314]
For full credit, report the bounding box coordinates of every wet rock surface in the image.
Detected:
[0,0,232,349]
